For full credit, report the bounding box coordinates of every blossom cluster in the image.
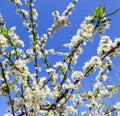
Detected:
[48,2,76,36]
[0,34,7,56]
[97,35,113,56]
[83,56,102,75]
[0,0,120,116]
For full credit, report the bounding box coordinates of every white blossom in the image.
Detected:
[20,9,29,17]
[32,8,38,20]
[14,0,22,5]
[83,56,102,75]
[3,113,13,116]
[112,38,120,56]
[0,34,7,45]
[67,105,78,114]
[114,102,120,111]
[71,71,84,81]
[0,1,120,116]
[46,68,55,73]
[97,35,113,56]
[54,61,68,72]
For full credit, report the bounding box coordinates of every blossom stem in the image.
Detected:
[0,63,15,116]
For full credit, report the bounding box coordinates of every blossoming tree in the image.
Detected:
[0,0,120,115]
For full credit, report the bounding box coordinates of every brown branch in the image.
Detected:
[0,63,15,116]
[49,41,120,110]
[101,41,120,60]
[103,108,116,115]
[4,55,22,73]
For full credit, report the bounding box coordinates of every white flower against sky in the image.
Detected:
[14,0,22,5]
[97,35,113,56]
[20,9,29,17]
[0,34,7,45]
[4,113,13,116]
[54,61,68,70]
[0,0,120,116]
[46,68,55,73]
[83,56,102,75]
[114,102,120,111]
[32,8,38,20]
[71,71,84,81]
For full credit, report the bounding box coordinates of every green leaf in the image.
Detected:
[27,74,31,79]
[60,68,64,74]
[0,28,8,36]
[13,44,17,49]
[2,85,9,93]
[56,85,61,90]
[96,7,104,17]
[105,8,120,17]
[93,6,106,21]
[8,52,12,58]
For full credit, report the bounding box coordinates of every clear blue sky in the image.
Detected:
[0,0,120,115]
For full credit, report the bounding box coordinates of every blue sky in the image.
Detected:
[0,0,120,115]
